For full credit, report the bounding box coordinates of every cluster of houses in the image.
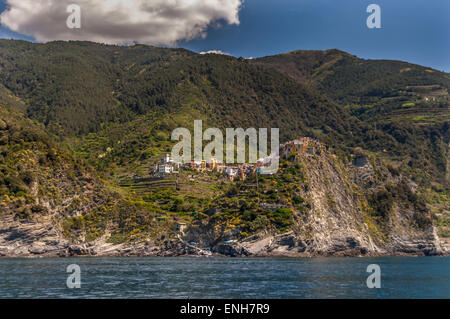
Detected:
[152,154,272,181]
[153,137,321,180]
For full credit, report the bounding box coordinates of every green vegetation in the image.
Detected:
[0,40,447,244]
[256,49,449,186]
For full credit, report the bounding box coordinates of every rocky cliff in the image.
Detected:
[0,41,447,258]
[178,143,445,257]
[1,139,444,258]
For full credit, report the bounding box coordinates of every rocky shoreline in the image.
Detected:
[1,142,448,259]
[1,229,447,258]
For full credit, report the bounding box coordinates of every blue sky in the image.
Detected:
[1,0,449,71]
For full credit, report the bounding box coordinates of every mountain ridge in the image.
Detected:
[0,39,448,256]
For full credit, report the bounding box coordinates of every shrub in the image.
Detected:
[270,208,294,228]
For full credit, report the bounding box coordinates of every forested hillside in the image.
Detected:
[255,49,449,185]
[0,40,447,256]
[0,40,447,185]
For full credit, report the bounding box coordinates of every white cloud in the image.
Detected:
[199,50,229,55]
[0,0,242,45]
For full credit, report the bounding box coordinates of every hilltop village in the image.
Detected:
[0,40,447,259]
[152,137,321,181]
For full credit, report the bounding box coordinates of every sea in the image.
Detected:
[0,257,448,298]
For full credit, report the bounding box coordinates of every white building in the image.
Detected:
[158,164,173,174]
[224,167,239,178]
[164,154,171,164]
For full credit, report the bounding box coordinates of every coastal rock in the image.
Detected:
[213,244,249,257]
[0,139,445,258]
[28,243,47,255]
[68,245,95,256]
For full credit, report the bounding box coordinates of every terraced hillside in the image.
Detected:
[0,40,447,256]
[255,49,449,186]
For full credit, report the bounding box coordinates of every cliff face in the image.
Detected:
[0,107,115,257]
[2,139,443,258]
[0,41,447,258]
[235,147,443,257]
